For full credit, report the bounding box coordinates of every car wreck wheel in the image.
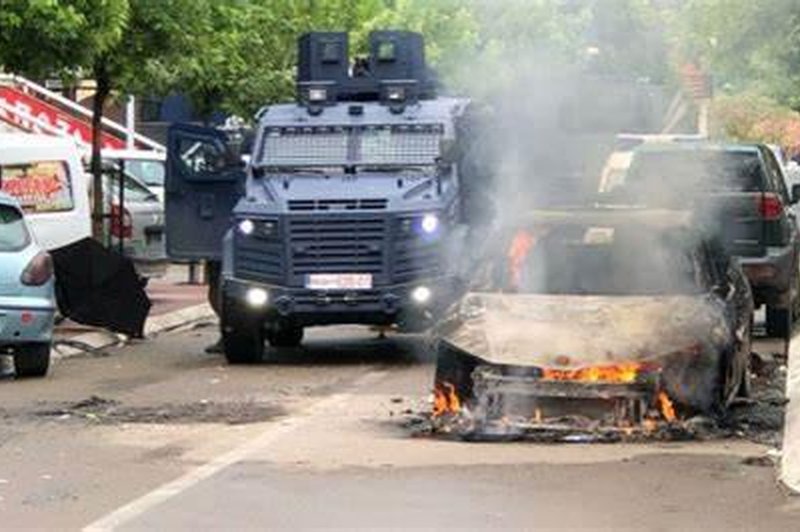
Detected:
[14,343,51,378]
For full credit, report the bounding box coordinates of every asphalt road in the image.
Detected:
[0,323,797,530]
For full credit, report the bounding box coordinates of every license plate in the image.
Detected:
[305,273,373,290]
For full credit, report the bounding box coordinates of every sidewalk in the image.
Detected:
[52,264,214,359]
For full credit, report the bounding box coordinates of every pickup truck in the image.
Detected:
[613,143,799,339]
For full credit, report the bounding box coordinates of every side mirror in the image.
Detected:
[791,183,800,205]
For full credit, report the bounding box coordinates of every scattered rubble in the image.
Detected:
[31,395,285,425]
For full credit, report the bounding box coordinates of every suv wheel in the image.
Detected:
[267,324,304,348]
[222,318,265,364]
[766,306,792,339]
[14,343,51,378]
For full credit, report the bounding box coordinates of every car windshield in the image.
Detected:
[621,150,764,200]
[0,204,30,251]
[122,159,165,187]
[494,225,706,296]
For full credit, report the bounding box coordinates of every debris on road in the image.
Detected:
[31,395,285,425]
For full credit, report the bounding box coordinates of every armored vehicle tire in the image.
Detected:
[766,306,791,339]
[222,321,265,364]
[14,343,50,378]
[267,324,304,348]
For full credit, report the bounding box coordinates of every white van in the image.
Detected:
[0,134,91,250]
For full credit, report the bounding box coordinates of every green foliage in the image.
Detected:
[676,0,800,110]
[0,0,129,79]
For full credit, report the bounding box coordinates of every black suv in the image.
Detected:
[612,143,799,339]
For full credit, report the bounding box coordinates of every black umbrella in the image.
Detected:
[51,238,151,338]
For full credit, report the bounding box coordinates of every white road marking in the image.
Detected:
[82,370,389,532]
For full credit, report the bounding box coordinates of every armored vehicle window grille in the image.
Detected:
[258,124,443,167]
[288,199,388,211]
[289,217,387,279]
[358,126,442,165]
[262,128,349,166]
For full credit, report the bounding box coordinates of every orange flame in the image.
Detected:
[541,362,643,384]
[508,230,536,289]
[657,391,676,422]
[432,382,461,417]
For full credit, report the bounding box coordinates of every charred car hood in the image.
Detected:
[440,293,726,368]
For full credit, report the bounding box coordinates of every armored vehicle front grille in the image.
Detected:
[288,216,387,282]
[288,199,388,211]
[393,216,442,282]
[234,229,284,283]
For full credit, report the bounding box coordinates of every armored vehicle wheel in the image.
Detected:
[222,320,265,364]
[14,343,50,378]
[766,306,791,339]
[267,324,304,348]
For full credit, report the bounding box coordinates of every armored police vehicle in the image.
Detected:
[165,31,473,363]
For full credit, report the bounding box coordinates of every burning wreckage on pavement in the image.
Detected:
[430,208,754,441]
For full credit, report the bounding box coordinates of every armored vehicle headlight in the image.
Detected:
[411,286,432,305]
[238,219,255,235]
[386,86,406,102]
[308,87,327,102]
[261,220,277,237]
[245,287,269,307]
[421,213,439,234]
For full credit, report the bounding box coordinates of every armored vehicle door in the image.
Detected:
[165,124,245,260]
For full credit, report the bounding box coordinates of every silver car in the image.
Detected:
[100,163,168,279]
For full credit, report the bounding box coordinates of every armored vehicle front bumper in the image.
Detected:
[222,276,459,328]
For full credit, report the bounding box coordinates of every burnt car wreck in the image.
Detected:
[431,209,754,441]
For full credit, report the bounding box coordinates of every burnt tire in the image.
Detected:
[14,343,50,378]
[766,306,791,339]
[222,320,265,364]
[267,324,304,348]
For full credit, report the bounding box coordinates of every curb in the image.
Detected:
[51,303,215,361]
[781,336,800,492]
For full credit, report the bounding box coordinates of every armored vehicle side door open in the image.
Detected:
[165,124,245,260]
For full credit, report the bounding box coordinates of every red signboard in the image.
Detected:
[0,86,126,149]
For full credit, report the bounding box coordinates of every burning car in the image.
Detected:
[432,208,753,440]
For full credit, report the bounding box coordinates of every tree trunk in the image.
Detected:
[91,60,112,240]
